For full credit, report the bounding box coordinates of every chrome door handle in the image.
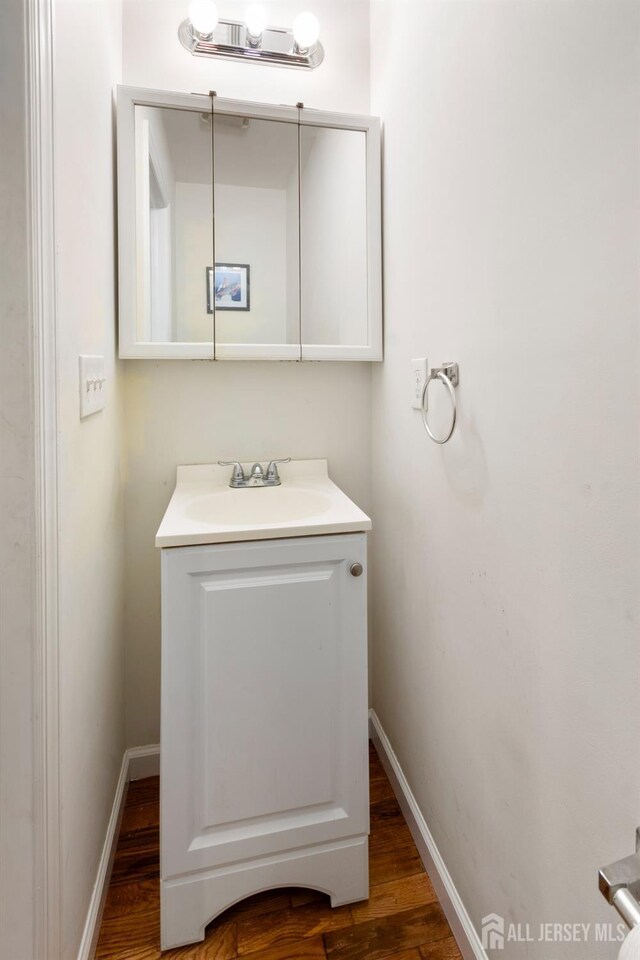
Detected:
[600,833,640,930]
[350,563,363,577]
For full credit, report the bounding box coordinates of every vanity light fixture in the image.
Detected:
[245,4,268,46]
[187,0,219,37]
[179,2,324,69]
[292,12,320,53]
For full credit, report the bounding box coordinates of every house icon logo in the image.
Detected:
[482,914,505,950]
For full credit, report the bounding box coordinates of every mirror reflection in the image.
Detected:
[128,97,379,359]
[135,104,213,343]
[213,114,299,348]
[299,126,368,348]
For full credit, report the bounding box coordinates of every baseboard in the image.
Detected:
[75,752,129,960]
[369,709,488,960]
[76,744,160,960]
[128,743,160,780]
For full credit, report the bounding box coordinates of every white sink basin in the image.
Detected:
[156,459,371,547]
[184,486,333,527]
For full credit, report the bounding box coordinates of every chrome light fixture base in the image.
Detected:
[178,18,325,70]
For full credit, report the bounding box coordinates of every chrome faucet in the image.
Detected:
[218,458,291,488]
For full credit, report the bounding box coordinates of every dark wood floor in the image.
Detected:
[96,743,462,960]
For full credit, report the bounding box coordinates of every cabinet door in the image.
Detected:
[118,88,216,358]
[161,534,369,879]
[299,113,382,361]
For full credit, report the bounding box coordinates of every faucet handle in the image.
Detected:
[266,458,291,484]
[218,461,246,486]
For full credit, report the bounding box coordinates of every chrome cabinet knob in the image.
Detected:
[350,562,363,577]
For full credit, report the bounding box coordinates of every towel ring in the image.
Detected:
[421,363,459,444]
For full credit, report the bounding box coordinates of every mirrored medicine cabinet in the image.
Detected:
[117,87,382,360]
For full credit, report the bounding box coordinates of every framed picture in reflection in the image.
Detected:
[207,264,250,312]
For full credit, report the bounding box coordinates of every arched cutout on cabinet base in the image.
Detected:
[161,835,368,951]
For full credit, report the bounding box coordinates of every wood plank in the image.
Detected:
[96,904,237,960]
[97,945,160,960]
[225,889,292,920]
[369,817,413,851]
[96,931,238,960]
[120,797,160,833]
[112,823,159,855]
[119,806,160,835]
[102,879,158,920]
[324,903,451,960]
[95,904,160,957]
[419,935,463,959]
[370,776,397,805]
[192,920,238,960]
[289,888,326,909]
[374,952,422,960]
[126,776,160,806]
[237,900,351,956]
[369,823,425,887]
[109,849,160,886]
[109,819,160,887]
[350,874,437,924]
[369,745,387,782]
[236,936,326,960]
[370,795,404,832]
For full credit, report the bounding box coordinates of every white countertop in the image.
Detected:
[155,459,372,547]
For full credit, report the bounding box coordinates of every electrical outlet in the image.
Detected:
[410,358,428,410]
[79,355,106,419]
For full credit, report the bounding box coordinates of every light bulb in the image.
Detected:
[245,3,268,39]
[188,0,218,37]
[292,11,320,50]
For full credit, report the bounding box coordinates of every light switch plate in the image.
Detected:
[411,357,428,410]
[79,355,106,418]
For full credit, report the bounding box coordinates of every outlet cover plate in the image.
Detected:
[411,358,428,410]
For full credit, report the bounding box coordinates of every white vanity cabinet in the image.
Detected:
[160,532,369,950]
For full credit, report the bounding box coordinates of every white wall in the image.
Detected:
[370,2,640,957]
[0,3,38,956]
[121,0,372,747]
[53,2,126,957]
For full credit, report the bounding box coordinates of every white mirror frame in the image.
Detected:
[117,86,382,361]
